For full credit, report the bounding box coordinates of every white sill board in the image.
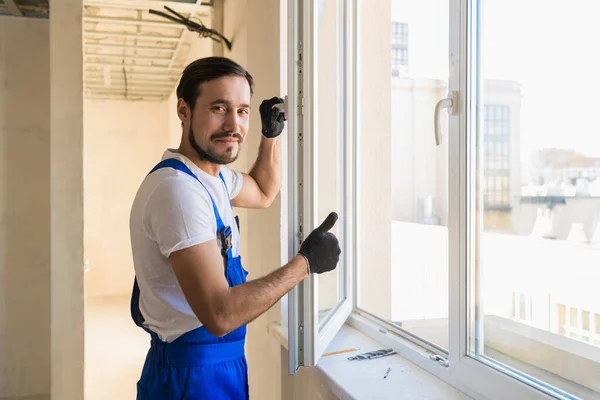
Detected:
[268,322,472,400]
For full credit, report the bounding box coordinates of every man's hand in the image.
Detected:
[260,97,286,138]
[298,212,341,274]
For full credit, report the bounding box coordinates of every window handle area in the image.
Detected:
[429,354,450,367]
[434,91,459,146]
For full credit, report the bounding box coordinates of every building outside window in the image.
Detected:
[484,104,511,209]
[391,22,408,75]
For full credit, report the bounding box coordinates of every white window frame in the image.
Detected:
[285,1,600,399]
[286,0,355,373]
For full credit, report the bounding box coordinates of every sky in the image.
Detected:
[481,0,600,159]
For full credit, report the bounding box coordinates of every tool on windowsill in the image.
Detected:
[347,348,397,361]
[322,347,360,357]
[383,367,391,379]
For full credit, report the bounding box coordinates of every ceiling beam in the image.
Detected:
[84,42,178,52]
[85,85,171,93]
[86,62,182,71]
[84,30,181,42]
[85,89,171,100]
[85,53,173,61]
[85,80,175,88]
[86,69,180,76]
[86,72,180,81]
[83,0,211,16]
[4,0,23,17]
[84,16,186,29]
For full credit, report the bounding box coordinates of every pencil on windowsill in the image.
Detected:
[322,348,360,357]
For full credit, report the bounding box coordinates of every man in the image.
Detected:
[129,56,341,399]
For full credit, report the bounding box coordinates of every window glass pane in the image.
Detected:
[357,0,449,351]
[316,0,346,326]
[471,0,600,397]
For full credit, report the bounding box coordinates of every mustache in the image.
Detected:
[211,132,243,141]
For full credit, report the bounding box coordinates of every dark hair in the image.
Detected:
[176,56,255,110]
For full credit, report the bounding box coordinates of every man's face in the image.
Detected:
[179,75,251,164]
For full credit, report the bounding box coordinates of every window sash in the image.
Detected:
[287,0,355,372]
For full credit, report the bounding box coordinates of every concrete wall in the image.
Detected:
[84,100,170,298]
[50,0,85,397]
[0,16,51,400]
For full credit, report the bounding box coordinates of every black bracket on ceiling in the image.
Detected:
[149,5,232,51]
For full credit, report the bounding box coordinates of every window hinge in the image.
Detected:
[429,354,449,368]
[299,96,304,116]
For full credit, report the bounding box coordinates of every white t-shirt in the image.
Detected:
[129,149,243,343]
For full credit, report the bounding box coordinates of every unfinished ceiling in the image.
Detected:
[0,0,216,101]
[0,0,49,18]
[83,0,213,101]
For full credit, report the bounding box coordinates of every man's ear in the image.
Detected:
[177,98,190,123]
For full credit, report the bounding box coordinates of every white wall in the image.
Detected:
[50,0,85,397]
[0,16,51,400]
[84,99,170,298]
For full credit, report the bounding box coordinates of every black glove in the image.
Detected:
[298,212,341,275]
[259,97,286,138]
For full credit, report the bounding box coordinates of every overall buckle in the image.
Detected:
[219,226,233,258]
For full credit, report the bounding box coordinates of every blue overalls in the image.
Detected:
[130,158,249,399]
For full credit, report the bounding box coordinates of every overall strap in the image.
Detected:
[130,279,155,335]
[218,171,240,237]
[218,172,232,206]
[150,159,227,233]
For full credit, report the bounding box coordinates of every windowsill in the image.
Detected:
[267,320,471,400]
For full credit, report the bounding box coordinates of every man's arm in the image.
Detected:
[169,212,341,338]
[231,136,281,209]
[231,97,286,209]
[170,238,306,337]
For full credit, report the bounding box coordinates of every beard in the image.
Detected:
[188,118,241,165]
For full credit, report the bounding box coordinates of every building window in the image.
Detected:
[391,22,408,75]
[484,105,511,209]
